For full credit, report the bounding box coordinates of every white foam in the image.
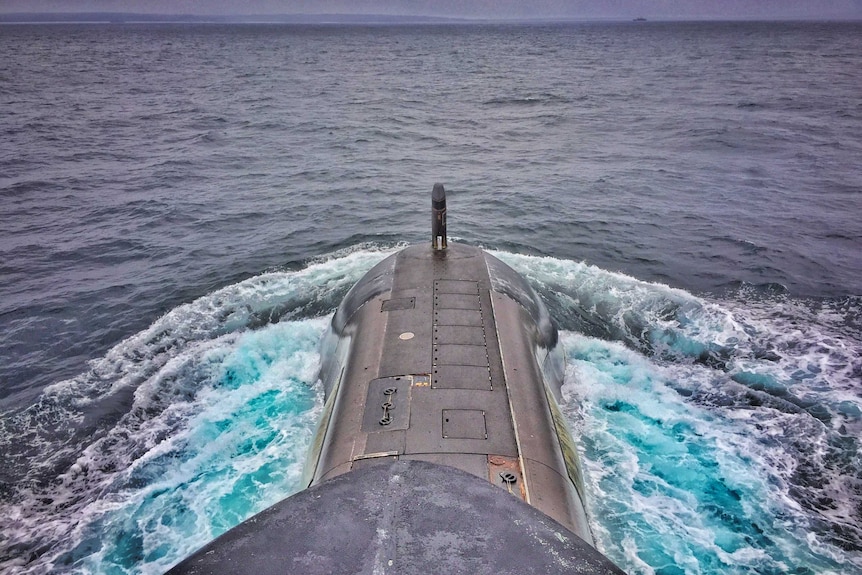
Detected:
[491,250,751,359]
[560,331,859,574]
[495,252,860,413]
[5,247,860,574]
[58,318,325,574]
[1,245,399,574]
[1,246,395,481]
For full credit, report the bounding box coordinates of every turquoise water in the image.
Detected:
[564,334,838,574]
[3,246,859,574]
[495,251,859,574]
[0,247,400,574]
[59,319,326,574]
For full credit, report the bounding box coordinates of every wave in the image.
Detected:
[494,251,862,572]
[561,333,856,574]
[2,246,859,574]
[0,246,397,574]
[482,92,575,107]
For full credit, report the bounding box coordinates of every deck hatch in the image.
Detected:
[432,365,492,390]
[434,280,479,295]
[435,309,482,326]
[381,297,415,311]
[435,344,489,367]
[442,409,487,439]
[434,325,485,346]
[435,293,481,310]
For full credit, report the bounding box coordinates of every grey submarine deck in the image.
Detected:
[310,243,591,539]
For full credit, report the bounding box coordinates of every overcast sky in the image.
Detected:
[2,0,861,20]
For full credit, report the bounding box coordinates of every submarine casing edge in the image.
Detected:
[303,243,594,543]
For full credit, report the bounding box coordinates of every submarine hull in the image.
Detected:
[306,243,592,539]
[168,239,624,574]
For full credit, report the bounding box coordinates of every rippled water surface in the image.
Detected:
[1,21,860,574]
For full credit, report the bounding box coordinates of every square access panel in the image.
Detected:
[433,365,492,390]
[442,409,487,440]
[381,297,415,311]
[435,280,479,295]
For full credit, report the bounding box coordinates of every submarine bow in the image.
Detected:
[167,184,624,575]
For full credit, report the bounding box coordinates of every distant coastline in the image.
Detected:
[2,12,859,25]
[0,13,474,24]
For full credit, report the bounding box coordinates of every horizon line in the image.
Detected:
[1,12,861,24]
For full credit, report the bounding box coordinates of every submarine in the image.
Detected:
[167,185,624,574]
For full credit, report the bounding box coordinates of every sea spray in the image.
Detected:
[1,247,859,574]
[492,251,860,573]
[561,332,849,574]
[0,247,398,574]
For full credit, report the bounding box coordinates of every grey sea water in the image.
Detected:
[1,21,861,574]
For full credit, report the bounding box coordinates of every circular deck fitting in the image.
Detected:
[399,332,415,340]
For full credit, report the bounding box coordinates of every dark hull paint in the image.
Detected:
[167,460,623,575]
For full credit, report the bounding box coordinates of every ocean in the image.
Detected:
[0,20,860,574]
